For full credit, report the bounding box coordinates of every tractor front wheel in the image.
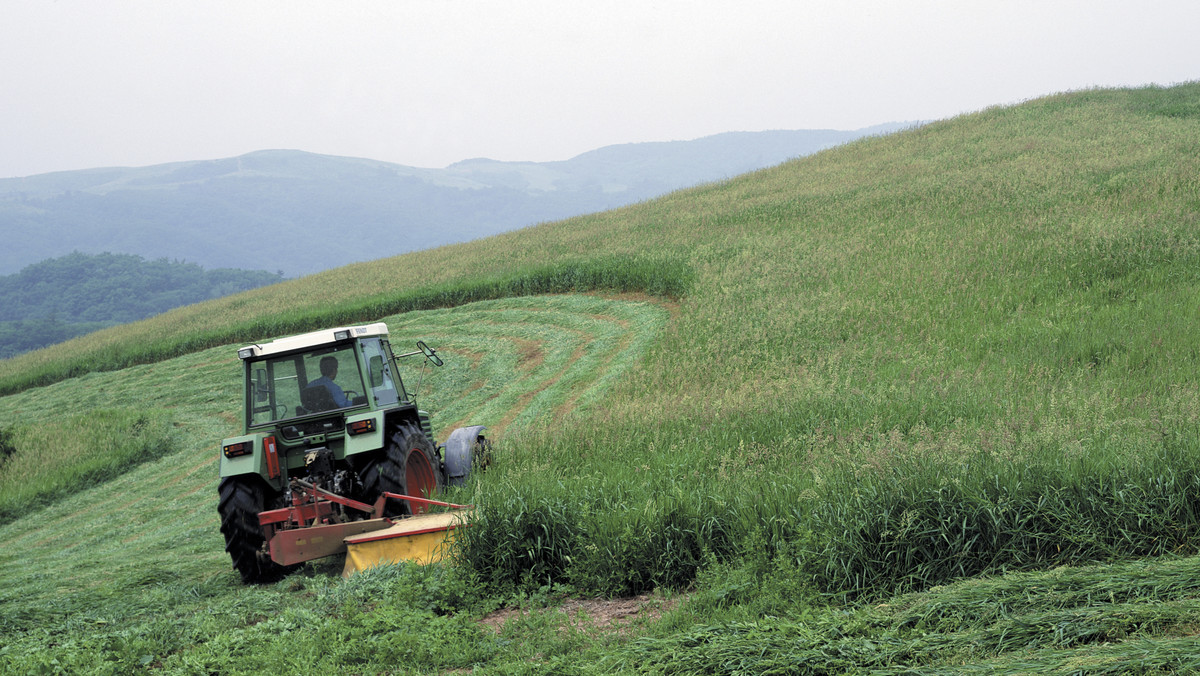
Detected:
[359,423,444,517]
[217,475,290,584]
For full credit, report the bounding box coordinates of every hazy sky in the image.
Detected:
[2,0,1196,179]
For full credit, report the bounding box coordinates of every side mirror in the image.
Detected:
[254,369,270,402]
[417,340,443,367]
[368,355,385,388]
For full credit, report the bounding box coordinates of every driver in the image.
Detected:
[309,356,352,408]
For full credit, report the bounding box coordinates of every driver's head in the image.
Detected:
[319,356,339,378]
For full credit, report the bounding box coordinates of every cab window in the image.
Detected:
[361,337,401,407]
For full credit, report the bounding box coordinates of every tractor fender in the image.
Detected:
[218,432,284,491]
[443,425,489,486]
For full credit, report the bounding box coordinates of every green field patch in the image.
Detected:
[0,294,667,658]
[2,85,1200,672]
[0,408,175,522]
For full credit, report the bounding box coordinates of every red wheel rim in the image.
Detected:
[405,447,437,514]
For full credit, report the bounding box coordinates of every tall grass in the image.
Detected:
[450,84,1200,598]
[455,407,1200,600]
[806,435,1200,599]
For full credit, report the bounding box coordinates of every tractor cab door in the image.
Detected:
[362,337,405,407]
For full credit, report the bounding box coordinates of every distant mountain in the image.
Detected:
[0,125,913,277]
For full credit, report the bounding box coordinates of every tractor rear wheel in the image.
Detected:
[359,423,444,517]
[217,475,290,584]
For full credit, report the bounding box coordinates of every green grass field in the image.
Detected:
[2,83,1199,673]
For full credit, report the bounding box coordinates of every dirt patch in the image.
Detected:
[479,593,678,635]
[585,290,681,317]
[511,338,546,373]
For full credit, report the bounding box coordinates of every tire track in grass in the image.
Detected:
[493,333,589,433]
[483,319,597,431]
[553,328,633,421]
[420,329,582,434]
[545,303,649,420]
[556,299,673,414]
[387,295,668,437]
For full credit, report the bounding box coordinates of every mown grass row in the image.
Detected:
[374,294,670,436]
[583,555,1200,675]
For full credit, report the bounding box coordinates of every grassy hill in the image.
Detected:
[1,83,1199,673]
[0,127,903,277]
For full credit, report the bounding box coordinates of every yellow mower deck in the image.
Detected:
[341,510,471,577]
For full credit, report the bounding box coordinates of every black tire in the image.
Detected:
[359,423,444,517]
[217,475,291,584]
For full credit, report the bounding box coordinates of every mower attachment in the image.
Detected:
[257,478,470,567]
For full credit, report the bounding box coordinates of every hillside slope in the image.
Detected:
[0,126,905,277]
[1,84,1199,672]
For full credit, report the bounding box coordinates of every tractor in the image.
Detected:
[216,322,489,583]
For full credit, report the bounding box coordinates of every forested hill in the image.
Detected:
[0,252,282,358]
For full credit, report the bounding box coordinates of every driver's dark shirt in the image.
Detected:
[308,375,351,407]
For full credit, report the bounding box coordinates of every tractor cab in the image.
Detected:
[239,324,405,427]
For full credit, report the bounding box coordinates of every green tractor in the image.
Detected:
[217,322,489,583]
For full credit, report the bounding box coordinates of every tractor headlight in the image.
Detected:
[334,330,351,341]
[238,348,254,359]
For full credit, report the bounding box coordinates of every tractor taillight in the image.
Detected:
[223,441,251,458]
[265,436,280,479]
[347,419,376,436]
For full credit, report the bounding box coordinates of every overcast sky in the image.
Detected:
[2,0,1196,179]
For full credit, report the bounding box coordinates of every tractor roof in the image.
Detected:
[236,322,390,359]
